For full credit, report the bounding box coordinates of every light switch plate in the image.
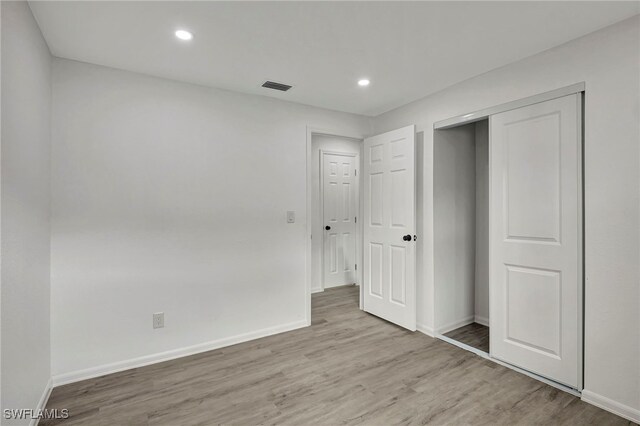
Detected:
[153,312,164,329]
[287,211,295,223]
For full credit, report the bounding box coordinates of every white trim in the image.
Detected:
[416,323,435,337]
[581,390,640,424]
[319,150,360,156]
[576,92,584,391]
[311,287,324,294]
[52,320,307,387]
[474,315,489,327]
[306,128,313,326]
[437,334,581,397]
[433,82,585,129]
[31,377,53,426]
[357,144,364,311]
[437,315,475,334]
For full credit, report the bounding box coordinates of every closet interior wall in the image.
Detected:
[434,120,489,335]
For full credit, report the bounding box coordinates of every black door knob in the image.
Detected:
[403,234,412,241]
[325,225,331,230]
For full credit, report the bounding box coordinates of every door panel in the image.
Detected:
[390,245,406,305]
[323,152,358,288]
[369,243,383,297]
[505,266,561,356]
[364,125,416,330]
[490,94,582,388]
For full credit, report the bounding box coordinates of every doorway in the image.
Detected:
[310,133,363,296]
[433,87,584,392]
[434,119,490,354]
[306,125,418,332]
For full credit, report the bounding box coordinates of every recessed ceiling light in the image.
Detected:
[175,30,193,41]
[358,79,370,87]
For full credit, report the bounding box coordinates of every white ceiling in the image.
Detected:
[30,1,639,116]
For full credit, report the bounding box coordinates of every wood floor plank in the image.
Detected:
[444,322,490,353]
[43,285,635,425]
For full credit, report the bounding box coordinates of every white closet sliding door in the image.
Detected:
[490,94,582,389]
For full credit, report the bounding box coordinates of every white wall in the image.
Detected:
[310,135,361,293]
[1,2,52,424]
[433,121,489,332]
[474,121,489,324]
[433,124,476,333]
[373,15,640,419]
[50,59,370,380]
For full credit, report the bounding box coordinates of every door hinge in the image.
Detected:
[355,264,357,271]
[355,216,357,223]
[354,169,357,176]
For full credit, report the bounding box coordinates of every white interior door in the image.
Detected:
[322,152,358,288]
[490,93,582,389]
[363,125,416,330]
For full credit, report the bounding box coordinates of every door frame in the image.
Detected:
[306,127,366,326]
[319,149,360,292]
[431,84,585,396]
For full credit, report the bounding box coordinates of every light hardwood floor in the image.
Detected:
[43,285,634,425]
[444,322,490,353]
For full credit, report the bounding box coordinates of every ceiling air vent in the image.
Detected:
[262,81,292,92]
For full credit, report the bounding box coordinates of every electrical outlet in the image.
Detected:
[287,211,295,223]
[153,312,164,329]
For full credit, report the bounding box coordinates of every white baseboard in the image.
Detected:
[416,323,435,337]
[581,389,640,423]
[31,377,53,426]
[52,320,308,387]
[311,287,324,294]
[438,315,475,335]
[474,315,489,327]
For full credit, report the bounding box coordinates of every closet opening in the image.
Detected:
[434,118,490,354]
